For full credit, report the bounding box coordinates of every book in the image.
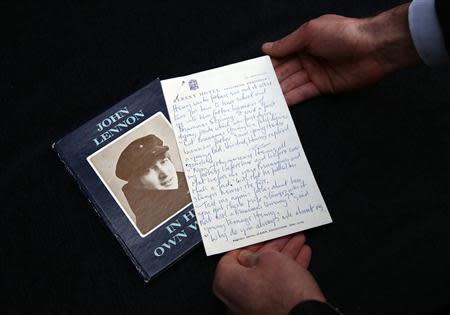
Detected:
[54,56,332,280]
[53,80,201,282]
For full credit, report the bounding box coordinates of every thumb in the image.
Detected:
[262,22,311,57]
[238,250,259,267]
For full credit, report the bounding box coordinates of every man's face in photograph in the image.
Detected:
[139,153,178,190]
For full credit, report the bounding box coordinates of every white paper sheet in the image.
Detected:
[161,56,332,255]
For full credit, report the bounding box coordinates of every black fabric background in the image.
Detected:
[3,1,450,314]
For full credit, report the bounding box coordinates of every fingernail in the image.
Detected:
[238,250,259,267]
[262,42,273,51]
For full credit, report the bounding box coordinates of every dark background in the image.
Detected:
[3,1,449,314]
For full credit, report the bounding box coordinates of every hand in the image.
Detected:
[213,234,325,315]
[262,3,421,105]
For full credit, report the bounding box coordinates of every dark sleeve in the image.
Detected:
[288,300,343,315]
[435,0,450,53]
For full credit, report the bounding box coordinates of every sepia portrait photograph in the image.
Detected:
[87,112,192,237]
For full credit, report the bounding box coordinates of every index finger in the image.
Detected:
[257,235,293,252]
[270,56,290,68]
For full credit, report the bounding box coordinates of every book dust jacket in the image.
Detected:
[53,79,201,281]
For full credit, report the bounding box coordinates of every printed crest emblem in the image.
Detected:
[188,79,199,91]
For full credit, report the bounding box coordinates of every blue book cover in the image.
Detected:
[53,79,201,282]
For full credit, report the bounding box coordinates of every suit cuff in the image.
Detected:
[408,0,450,66]
[289,300,343,315]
